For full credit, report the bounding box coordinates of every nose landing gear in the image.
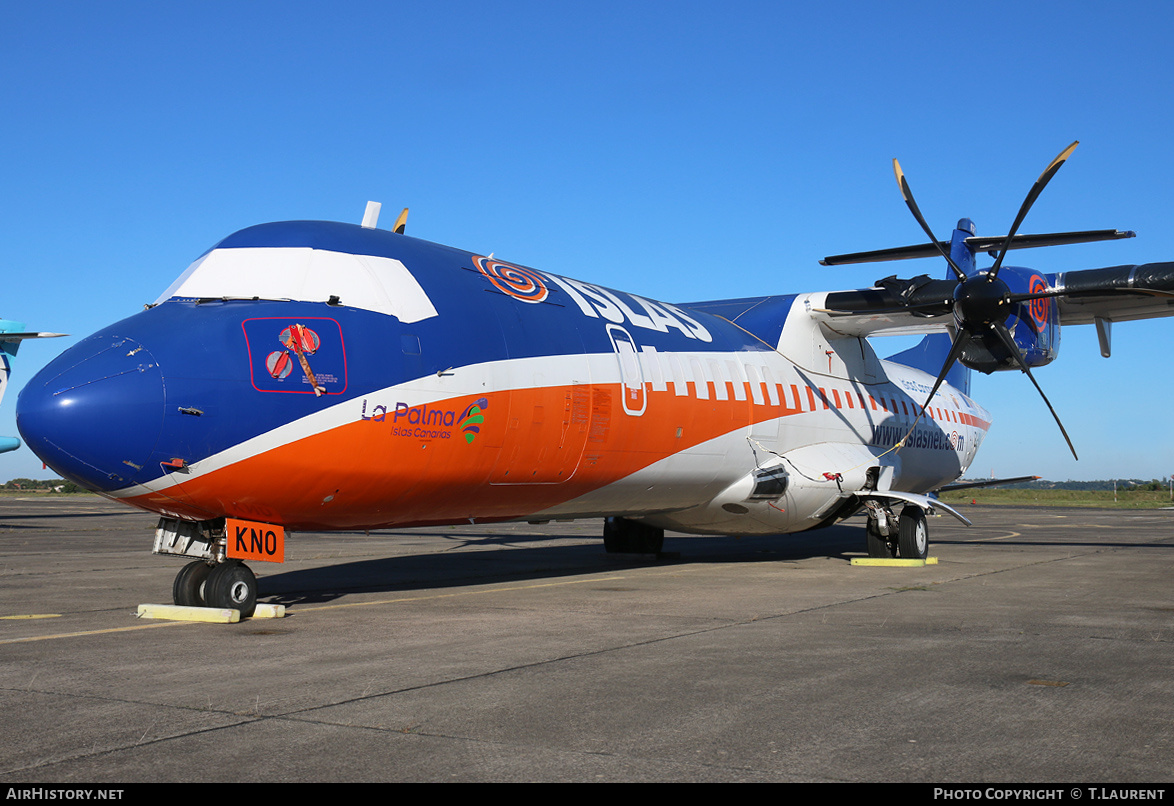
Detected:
[171,559,258,617]
[204,561,258,617]
[157,518,261,617]
[173,560,212,607]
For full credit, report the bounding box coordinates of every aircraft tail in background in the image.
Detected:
[0,320,65,454]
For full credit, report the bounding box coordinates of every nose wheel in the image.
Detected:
[173,560,212,607]
[172,559,257,617]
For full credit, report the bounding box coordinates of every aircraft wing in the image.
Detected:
[809,261,1174,337]
[0,331,68,340]
[935,475,1041,492]
[1049,262,1174,325]
[811,276,957,337]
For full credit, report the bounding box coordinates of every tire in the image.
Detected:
[603,517,626,553]
[632,523,664,554]
[173,560,212,607]
[204,561,258,617]
[603,517,664,554]
[897,506,929,560]
[866,520,894,558]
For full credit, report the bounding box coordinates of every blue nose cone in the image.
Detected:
[17,333,165,492]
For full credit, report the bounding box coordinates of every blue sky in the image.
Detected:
[1,0,1172,482]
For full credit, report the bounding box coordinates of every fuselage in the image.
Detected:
[16,220,990,535]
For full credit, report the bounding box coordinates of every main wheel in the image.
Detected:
[603,517,664,554]
[866,519,894,558]
[897,506,929,560]
[173,560,212,607]
[204,561,258,617]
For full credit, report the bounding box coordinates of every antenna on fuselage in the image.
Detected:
[360,202,409,233]
[361,201,382,229]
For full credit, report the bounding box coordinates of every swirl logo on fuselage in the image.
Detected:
[472,254,713,342]
[473,255,549,303]
[457,398,489,443]
[1028,274,1049,330]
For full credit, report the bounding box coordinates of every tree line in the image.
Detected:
[2,478,84,493]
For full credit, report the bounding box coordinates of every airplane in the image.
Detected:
[0,321,64,453]
[14,143,1174,617]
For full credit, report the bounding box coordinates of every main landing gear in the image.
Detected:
[863,503,929,560]
[603,516,665,555]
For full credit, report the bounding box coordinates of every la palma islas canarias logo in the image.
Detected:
[361,397,489,444]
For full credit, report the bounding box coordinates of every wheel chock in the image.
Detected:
[135,603,286,621]
[252,603,286,619]
[850,557,939,567]
[136,604,240,623]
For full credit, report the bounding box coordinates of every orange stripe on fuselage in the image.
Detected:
[123,382,805,531]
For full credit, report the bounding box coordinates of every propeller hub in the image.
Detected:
[954,274,1010,329]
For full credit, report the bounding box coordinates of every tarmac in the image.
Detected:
[0,494,1171,783]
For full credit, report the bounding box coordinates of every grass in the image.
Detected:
[1,483,1171,510]
[938,488,1174,509]
[0,488,94,496]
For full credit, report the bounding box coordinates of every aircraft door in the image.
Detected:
[489,378,592,485]
[608,325,646,416]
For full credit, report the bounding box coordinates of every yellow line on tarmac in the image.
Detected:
[973,531,1021,542]
[0,572,642,643]
[0,620,191,644]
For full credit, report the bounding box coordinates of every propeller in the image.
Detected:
[893,142,1080,460]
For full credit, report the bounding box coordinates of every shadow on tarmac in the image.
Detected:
[257,522,868,606]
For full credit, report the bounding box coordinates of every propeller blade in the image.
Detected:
[1005,287,1065,336]
[1008,286,1174,303]
[892,159,967,282]
[989,321,1078,460]
[1005,288,1066,303]
[393,207,409,234]
[988,141,1079,279]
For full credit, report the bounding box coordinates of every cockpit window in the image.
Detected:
[155,247,438,323]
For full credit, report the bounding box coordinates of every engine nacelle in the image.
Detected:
[959,265,1060,374]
